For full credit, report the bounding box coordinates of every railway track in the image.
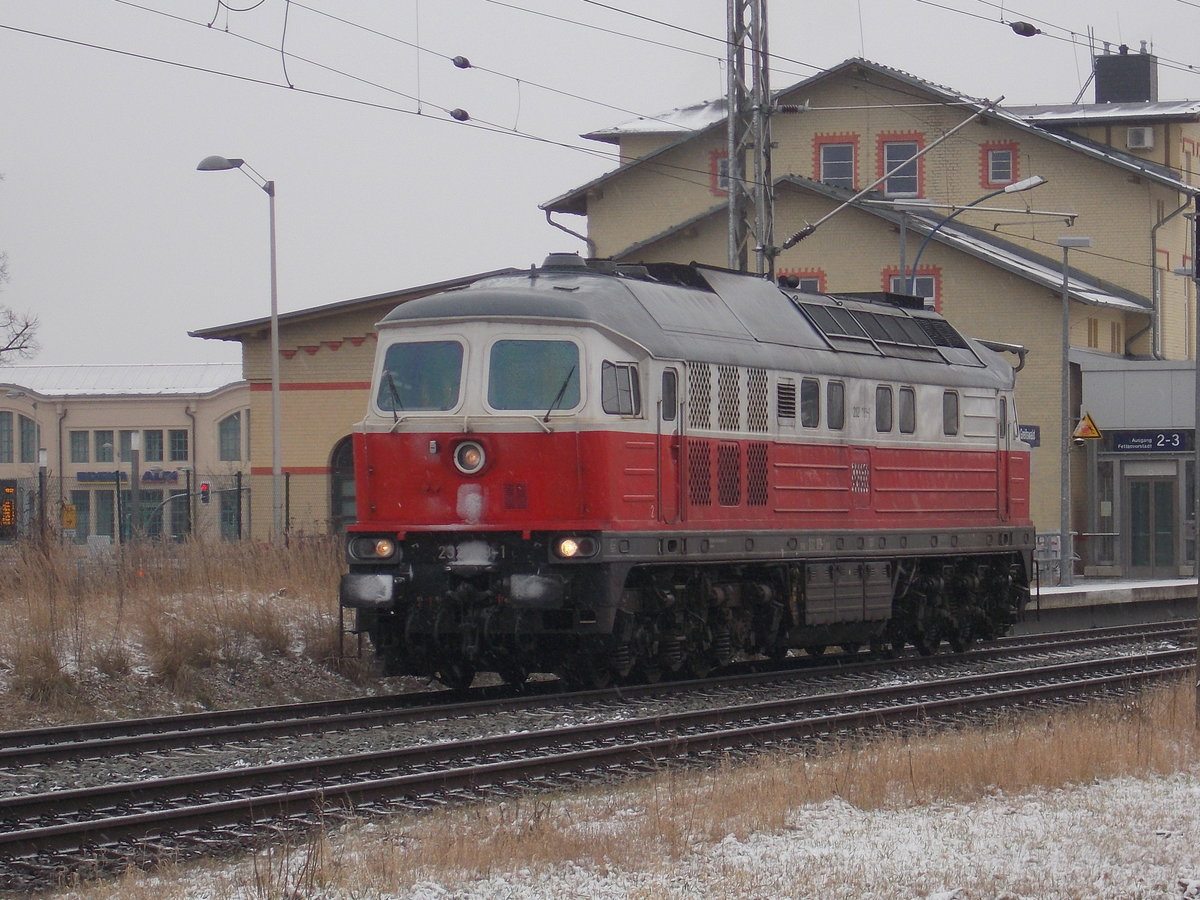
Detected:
[0,623,1191,889]
[0,619,1188,768]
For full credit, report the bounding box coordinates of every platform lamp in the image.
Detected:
[1058,235,1092,586]
[197,155,284,543]
[906,176,1047,294]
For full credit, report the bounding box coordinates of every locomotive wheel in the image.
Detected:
[436,662,476,693]
[563,653,613,691]
[497,662,529,687]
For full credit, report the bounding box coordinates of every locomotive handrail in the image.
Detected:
[387,414,552,434]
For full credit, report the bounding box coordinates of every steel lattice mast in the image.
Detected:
[726,0,773,276]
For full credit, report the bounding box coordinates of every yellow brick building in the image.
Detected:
[542,54,1200,577]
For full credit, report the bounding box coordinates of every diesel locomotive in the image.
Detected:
[339,254,1034,689]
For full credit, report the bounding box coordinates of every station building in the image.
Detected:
[0,364,247,543]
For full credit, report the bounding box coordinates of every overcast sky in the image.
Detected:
[1,0,1197,367]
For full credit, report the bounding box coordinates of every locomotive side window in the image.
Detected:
[899,387,916,434]
[601,361,641,416]
[378,340,464,411]
[943,391,960,435]
[661,370,677,422]
[828,381,845,429]
[875,385,893,432]
[800,378,820,428]
[489,340,580,411]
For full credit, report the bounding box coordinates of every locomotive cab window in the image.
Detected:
[876,385,893,432]
[378,340,464,412]
[800,378,820,428]
[488,339,580,411]
[601,361,641,416]
[661,369,678,422]
[899,387,916,434]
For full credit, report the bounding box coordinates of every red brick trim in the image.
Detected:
[980,140,1020,189]
[812,133,860,188]
[882,265,942,313]
[710,149,729,196]
[876,131,925,196]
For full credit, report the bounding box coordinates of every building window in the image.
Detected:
[0,412,10,463]
[70,490,91,542]
[119,430,134,463]
[1087,317,1100,349]
[880,137,922,197]
[144,429,163,463]
[1110,321,1122,354]
[70,431,89,464]
[888,271,940,311]
[168,489,190,540]
[219,490,240,540]
[818,142,855,188]
[18,415,37,464]
[219,413,242,461]
[94,490,115,538]
[95,430,114,463]
[168,429,189,462]
[981,141,1019,188]
[711,150,731,195]
[778,269,826,293]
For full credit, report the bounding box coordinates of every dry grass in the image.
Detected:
[0,536,369,725]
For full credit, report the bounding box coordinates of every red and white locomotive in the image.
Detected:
[340,254,1034,688]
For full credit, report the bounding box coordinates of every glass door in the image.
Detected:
[1126,477,1177,577]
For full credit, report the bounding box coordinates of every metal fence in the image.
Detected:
[1,473,252,545]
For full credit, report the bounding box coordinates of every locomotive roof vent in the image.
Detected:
[540,252,590,270]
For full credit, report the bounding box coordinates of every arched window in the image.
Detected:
[329,436,356,532]
[219,413,242,461]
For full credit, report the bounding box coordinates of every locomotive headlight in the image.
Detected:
[554,535,598,559]
[453,440,486,475]
[350,536,400,560]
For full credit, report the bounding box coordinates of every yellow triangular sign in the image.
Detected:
[1073,412,1102,440]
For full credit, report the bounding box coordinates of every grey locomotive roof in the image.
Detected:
[378,258,1014,391]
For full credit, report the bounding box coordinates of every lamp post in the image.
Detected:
[197,155,284,542]
[907,176,1047,294]
[1058,235,1093,586]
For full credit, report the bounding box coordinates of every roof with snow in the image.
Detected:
[1007,100,1200,125]
[0,364,244,398]
[543,57,1197,216]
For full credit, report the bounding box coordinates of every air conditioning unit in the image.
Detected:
[1126,126,1154,150]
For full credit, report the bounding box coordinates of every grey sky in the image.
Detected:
[0,0,1195,366]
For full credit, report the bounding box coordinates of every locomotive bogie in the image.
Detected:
[340,256,1035,688]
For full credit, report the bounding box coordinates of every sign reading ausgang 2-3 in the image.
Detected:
[1111,430,1193,452]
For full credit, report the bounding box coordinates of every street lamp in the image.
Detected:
[197,155,284,542]
[1058,235,1093,586]
[907,176,1047,294]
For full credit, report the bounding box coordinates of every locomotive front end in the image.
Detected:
[339,266,648,688]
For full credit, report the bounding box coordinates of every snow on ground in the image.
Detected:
[61,769,1200,899]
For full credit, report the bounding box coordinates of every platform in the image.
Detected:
[1019,576,1198,633]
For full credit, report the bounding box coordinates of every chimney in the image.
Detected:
[1094,42,1159,103]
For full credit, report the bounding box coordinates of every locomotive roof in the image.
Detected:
[378,255,1015,390]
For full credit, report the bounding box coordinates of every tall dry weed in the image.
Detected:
[0,535,349,718]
